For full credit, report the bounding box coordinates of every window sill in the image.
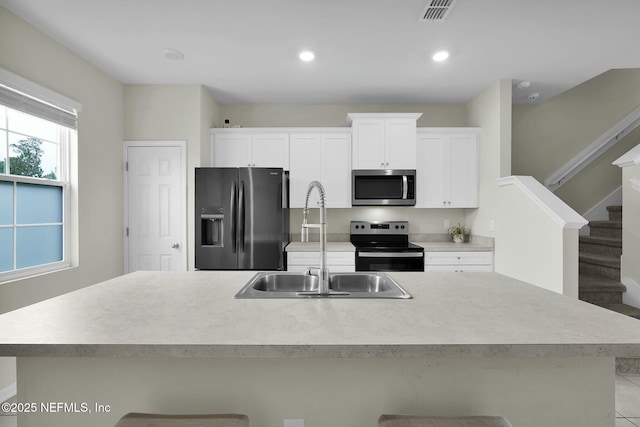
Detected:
[0,261,73,286]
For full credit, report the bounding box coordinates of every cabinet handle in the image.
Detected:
[248,163,251,167]
[380,162,384,167]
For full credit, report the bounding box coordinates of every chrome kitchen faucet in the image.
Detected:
[300,181,332,296]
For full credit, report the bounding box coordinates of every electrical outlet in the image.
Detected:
[444,219,450,229]
[284,419,304,427]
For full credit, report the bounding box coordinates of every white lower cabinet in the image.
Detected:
[287,251,355,273]
[424,251,493,272]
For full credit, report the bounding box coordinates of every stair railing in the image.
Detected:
[545,105,640,192]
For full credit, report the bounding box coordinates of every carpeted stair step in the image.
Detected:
[607,205,622,222]
[579,274,625,305]
[599,303,640,320]
[588,220,622,239]
[579,235,622,257]
[579,252,621,280]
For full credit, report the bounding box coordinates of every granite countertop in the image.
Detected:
[413,242,494,252]
[0,271,640,359]
[286,242,355,252]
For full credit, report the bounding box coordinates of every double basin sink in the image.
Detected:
[235,272,412,299]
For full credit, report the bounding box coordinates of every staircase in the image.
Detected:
[578,205,640,319]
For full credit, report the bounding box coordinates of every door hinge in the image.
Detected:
[125,161,128,171]
[126,227,129,237]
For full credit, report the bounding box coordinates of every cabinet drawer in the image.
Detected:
[425,251,493,266]
[288,251,355,266]
[425,265,494,272]
[287,265,356,273]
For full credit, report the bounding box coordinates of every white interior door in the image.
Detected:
[126,143,186,272]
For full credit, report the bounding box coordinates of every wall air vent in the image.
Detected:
[420,0,458,22]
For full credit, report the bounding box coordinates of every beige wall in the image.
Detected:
[0,7,124,391]
[123,85,220,270]
[464,80,512,238]
[200,86,220,167]
[219,103,468,128]
[513,69,640,214]
[0,9,124,311]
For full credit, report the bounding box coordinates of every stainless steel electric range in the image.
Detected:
[350,221,424,272]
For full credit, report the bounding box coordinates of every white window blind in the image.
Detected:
[0,84,77,130]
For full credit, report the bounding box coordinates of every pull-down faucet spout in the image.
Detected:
[300,181,329,295]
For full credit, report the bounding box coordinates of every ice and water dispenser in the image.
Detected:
[200,208,224,247]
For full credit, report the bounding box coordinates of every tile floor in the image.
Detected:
[617,374,640,426]
[0,375,639,426]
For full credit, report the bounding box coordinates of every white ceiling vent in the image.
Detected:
[419,0,458,22]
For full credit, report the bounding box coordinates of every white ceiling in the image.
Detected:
[2,0,640,105]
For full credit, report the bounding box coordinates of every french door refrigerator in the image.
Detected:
[195,167,289,270]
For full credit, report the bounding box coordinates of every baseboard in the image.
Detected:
[580,186,622,235]
[622,277,640,309]
[0,382,16,403]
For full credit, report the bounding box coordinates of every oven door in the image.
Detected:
[352,170,415,206]
[356,252,424,272]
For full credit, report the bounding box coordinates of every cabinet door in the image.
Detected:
[448,134,478,208]
[251,133,290,169]
[289,133,321,208]
[212,133,251,167]
[352,119,385,169]
[322,133,351,208]
[384,119,417,169]
[416,134,446,207]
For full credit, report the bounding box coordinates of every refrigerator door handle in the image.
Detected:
[230,180,237,254]
[238,180,245,252]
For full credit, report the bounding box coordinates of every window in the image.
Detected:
[0,70,78,282]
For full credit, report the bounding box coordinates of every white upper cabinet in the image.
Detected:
[416,128,479,208]
[349,113,422,170]
[289,133,321,207]
[211,130,289,169]
[289,130,351,208]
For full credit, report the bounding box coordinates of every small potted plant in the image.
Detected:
[449,223,469,243]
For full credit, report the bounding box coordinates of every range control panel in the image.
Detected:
[350,221,409,235]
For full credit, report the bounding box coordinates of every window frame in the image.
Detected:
[0,67,78,284]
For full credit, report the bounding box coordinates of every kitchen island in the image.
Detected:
[1,271,640,427]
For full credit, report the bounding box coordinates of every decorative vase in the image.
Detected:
[452,234,464,243]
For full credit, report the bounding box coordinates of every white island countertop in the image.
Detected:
[0,271,639,359]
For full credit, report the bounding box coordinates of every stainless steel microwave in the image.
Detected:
[352,169,416,206]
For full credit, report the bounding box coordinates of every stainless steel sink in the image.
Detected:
[234,272,411,299]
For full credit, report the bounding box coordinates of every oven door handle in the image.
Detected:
[358,252,423,258]
[402,175,408,200]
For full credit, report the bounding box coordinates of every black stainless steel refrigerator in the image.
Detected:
[195,167,289,270]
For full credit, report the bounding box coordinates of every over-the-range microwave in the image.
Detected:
[352,169,416,206]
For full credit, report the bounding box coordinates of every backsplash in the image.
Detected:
[290,207,471,239]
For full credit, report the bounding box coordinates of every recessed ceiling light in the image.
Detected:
[162,48,185,61]
[432,50,450,62]
[299,50,315,62]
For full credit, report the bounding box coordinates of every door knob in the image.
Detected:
[171,243,180,249]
